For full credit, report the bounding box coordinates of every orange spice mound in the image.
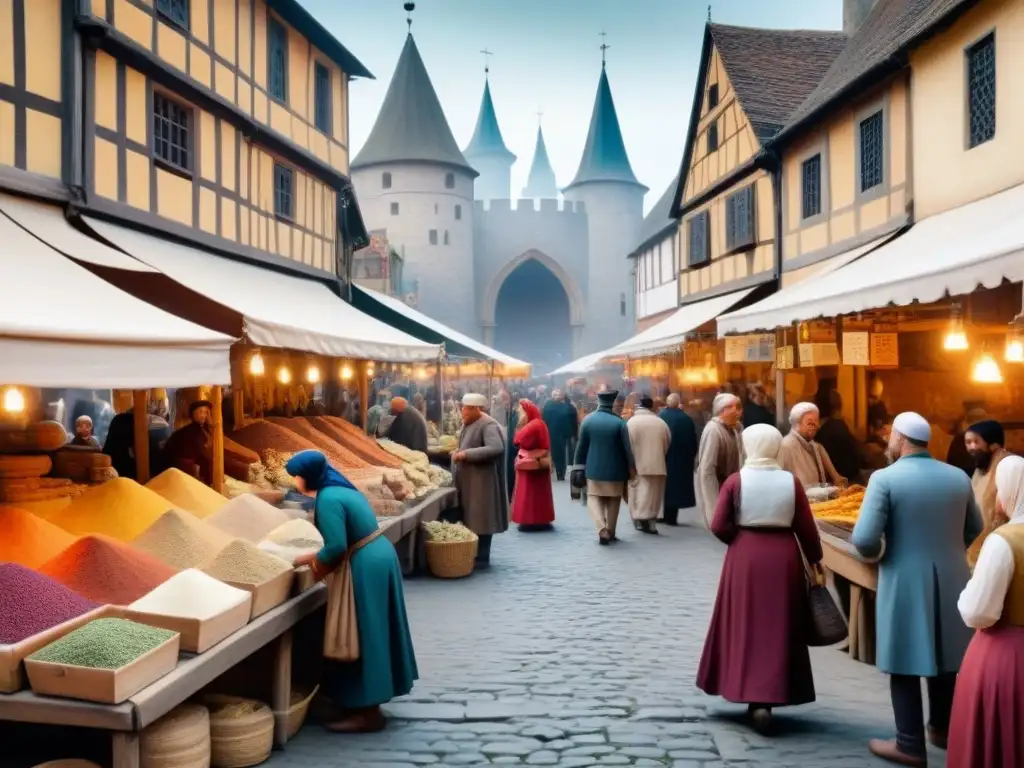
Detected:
[38,534,178,605]
[224,437,260,465]
[0,505,76,569]
[230,421,319,461]
[266,417,370,470]
[317,416,403,468]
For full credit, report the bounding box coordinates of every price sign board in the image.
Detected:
[871,333,899,367]
[842,332,870,366]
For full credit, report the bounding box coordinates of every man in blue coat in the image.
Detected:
[852,411,982,766]
[575,390,635,545]
[659,393,699,525]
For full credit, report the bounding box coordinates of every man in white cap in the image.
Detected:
[852,411,982,766]
[451,393,508,569]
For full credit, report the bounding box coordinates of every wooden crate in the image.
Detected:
[226,570,294,620]
[120,596,252,654]
[24,633,180,704]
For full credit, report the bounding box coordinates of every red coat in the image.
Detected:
[511,400,556,527]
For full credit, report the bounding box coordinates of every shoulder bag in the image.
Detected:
[804,560,847,647]
[315,528,385,662]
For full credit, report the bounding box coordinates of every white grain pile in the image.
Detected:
[202,539,291,584]
[130,568,251,620]
[257,518,323,562]
[205,494,290,542]
[132,509,233,569]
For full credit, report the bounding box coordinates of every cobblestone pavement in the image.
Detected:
[271,483,946,768]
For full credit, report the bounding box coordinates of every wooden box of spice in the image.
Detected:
[227,569,294,620]
[25,618,181,704]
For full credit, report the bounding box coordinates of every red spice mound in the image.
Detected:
[0,563,97,645]
[39,534,178,605]
[317,417,403,468]
[230,421,319,461]
[266,417,370,470]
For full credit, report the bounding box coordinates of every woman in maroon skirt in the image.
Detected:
[697,423,823,734]
[949,454,1024,767]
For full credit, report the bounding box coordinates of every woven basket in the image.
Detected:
[423,530,478,579]
[204,695,274,768]
[140,703,210,768]
[286,684,319,738]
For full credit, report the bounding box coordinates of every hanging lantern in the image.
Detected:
[305,363,321,384]
[249,351,265,376]
[2,387,25,414]
[367,364,375,377]
[943,303,969,351]
[1006,314,1024,363]
[971,354,1003,384]
[277,366,292,384]
[340,364,353,381]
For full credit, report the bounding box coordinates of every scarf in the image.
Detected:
[997,455,1024,522]
[285,449,356,491]
[514,399,550,451]
[742,423,783,470]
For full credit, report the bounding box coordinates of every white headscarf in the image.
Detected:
[742,424,783,470]
[996,454,1024,521]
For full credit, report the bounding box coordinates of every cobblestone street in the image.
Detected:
[271,482,946,768]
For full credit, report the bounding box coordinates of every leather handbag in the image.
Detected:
[805,565,847,647]
[570,467,586,489]
[320,528,384,662]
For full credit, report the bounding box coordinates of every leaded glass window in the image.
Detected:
[274,163,294,220]
[726,186,755,252]
[152,92,191,172]
[859,111,884,192]
[967,34,996,148]
[802,154,822,219]
[156,0,188,29]
[314,62,332,134]
[268,17,288,102]
[687,211,710,267]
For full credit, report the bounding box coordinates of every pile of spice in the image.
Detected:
[202,540,291,585]
[206,494,290,542]
[230,422,319,461]
[146,469,229,519]
[0,505,75,568]
[322,416,406,468]
[130,569,251,621]
[0,564,97,645]
[12,496,72,521]
[47,479,172,541]
[29,618,175,669]
[257,518,323,562]
[39,535,178,605]
[266,417,371,470]
[132,509,233,570]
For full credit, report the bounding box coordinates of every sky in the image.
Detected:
[299,0,843,214]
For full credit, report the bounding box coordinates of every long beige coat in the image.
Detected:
[453,413,509,536]
[627,408,671,476]
[696,418,743,526]
[778,431,842,488]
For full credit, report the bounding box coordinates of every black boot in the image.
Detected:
[475,534,493,569]
[662,506,679,526]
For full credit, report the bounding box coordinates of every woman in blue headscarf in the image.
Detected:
[286,450,418,733]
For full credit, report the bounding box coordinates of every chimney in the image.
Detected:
[844,0,880,35]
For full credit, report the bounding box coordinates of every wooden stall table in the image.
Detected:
[818,522,879,665]
[375,488,458,575]
[0,586,327,768]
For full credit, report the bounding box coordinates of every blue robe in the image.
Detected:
[316,485,418,708]
[852,452,983,676]
[660,407,698,510]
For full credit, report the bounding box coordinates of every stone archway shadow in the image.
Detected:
[480,249,585,329]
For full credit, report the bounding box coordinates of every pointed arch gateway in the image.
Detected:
[481,250,584,373]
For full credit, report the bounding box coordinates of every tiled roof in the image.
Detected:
[630,175,679,256]
[464,80,515,161]
[709,23,848,137]
[351,34,475,175]
[778,0,978,139]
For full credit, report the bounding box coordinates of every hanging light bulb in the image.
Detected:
[277,366,292,384]
[340,364,353,381]
[943,304,969,351]
[249,351,265,376]
[415,367,428,381]
[2,387,25,414]
[367,364,375,377]
[1006,338,1024,364]
[971,354,1003,384]
[305,363,320,384]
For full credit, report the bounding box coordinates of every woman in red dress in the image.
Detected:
[948,454,1024,768]
[696,424,823,735]
[511,399,556,531]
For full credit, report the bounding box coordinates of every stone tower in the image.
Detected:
[349,32,479,336]
[521,122,558,200]
[463,77,516,202]
[562,61,647,351]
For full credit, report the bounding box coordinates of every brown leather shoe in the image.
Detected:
[927,725,947,750]
[325,706,386,734]
[868,739,926,766]
[598,528,611,545]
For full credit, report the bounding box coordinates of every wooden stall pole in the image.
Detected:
[132,390,150,484]
[230,348,245,431]
[211,386,224,494]
[358,360,369,431]
[486,360,495,405]
[271,629,294,746]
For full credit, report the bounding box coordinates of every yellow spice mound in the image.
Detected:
[146,468,228,519]
[131,508,233,570]
[14,496,72,522]
[47,478,172,541]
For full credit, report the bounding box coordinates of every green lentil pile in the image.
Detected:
[29,618,176,669]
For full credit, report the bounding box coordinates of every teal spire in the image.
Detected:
[565,66,645,191]
[521,123,558,199]
[464,79,515,161]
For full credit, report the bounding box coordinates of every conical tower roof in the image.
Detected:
[565,66,645,191]
[521,124,558,199]
[464,80,515,162]
[351,34,476,176]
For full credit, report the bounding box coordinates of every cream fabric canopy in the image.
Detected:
[549,351,612,376]
[718,182,1024,335]
[84,217,441,363]
[0,199,232,388]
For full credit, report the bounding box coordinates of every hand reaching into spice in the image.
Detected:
[293,552,317,568]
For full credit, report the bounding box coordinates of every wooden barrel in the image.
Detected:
[140,703,210,768]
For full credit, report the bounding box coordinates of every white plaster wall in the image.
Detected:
[465,152,513,202]
[352,162,476,335]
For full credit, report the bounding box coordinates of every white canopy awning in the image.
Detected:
[605,287,756,359]
[0,197,232,388]
[353,285,531,377]
[84,218,440,362]
[549,351,615,377]
[718,182,1024,335]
